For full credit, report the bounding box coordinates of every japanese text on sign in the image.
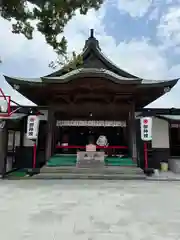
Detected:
[26,115,40,140]
[140,117,152,141]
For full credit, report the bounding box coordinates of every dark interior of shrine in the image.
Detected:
[54,126,129,156]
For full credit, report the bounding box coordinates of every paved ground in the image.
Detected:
[0,180,180,240]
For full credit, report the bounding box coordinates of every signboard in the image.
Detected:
[56,120,126,127]
[26,115,40,140]
[140,117,152,141]
[170,123,180,128]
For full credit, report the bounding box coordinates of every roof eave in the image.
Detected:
[4,75,43,87]
[140,79,179,88]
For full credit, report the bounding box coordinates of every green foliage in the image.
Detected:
[49,51,83,71]
[0,0,103,60]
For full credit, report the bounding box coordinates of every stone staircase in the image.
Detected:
[31,166,145,180]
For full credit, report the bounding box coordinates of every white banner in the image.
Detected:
[140,117,152,141]
[26,115,40,140]
[56,120,126,127]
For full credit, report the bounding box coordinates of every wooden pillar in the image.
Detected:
[45,109,55,161]
[0,120,8,176]
[20,118,25,147]
[128,101,137,162]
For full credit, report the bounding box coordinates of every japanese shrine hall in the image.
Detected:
[1,29,180,175]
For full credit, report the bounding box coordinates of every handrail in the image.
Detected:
[56,145,128,149]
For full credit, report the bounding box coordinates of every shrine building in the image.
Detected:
[1,29,180,174]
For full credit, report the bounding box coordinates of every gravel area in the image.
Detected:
[0,179,180,240]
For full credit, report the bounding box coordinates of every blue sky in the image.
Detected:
[0,0,180,107]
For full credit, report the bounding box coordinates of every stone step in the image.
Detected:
[31,172,146,180]
[41,166,143,175]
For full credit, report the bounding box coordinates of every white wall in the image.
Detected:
[152,117,169,148]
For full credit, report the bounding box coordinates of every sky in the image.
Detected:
[1,0,180,107]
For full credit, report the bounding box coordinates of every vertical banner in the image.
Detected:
[26,115,40,140]
[140,117,152,141]
[140,117,152,169]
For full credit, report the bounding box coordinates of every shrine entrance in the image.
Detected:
[46,119,135,167]
[55,125,128,155]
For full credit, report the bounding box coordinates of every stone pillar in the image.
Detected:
[128,101,137,162]
[45,109,55,161]
[0,120,8,176]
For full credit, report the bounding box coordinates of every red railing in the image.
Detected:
[56,145,128,149]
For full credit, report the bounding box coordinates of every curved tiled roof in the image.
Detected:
[42,68,141,84]
[46,30,139,79]
[3,29,179,94]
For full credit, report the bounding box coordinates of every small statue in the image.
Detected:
[96,135,108,147]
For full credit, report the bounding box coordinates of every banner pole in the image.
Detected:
[33,141,37,169]
[144,142,148,169]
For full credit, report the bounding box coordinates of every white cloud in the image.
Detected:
[0,0,180,107]
[0,5,107,77]
[168,64,180,78]
[0,18,56,77]
[116,0,152,18]
[107,38,169,79]
[63,7,106,53]
[148,7,159,21]
[89,33,169,79]
[0,13,169,80]
[0,1,177,80]
[157,7,180,49]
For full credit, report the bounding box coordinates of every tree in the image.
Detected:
[0,0,103,66]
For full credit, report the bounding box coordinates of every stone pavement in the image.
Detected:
[147,171,180,181]
[0,179,180,239]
